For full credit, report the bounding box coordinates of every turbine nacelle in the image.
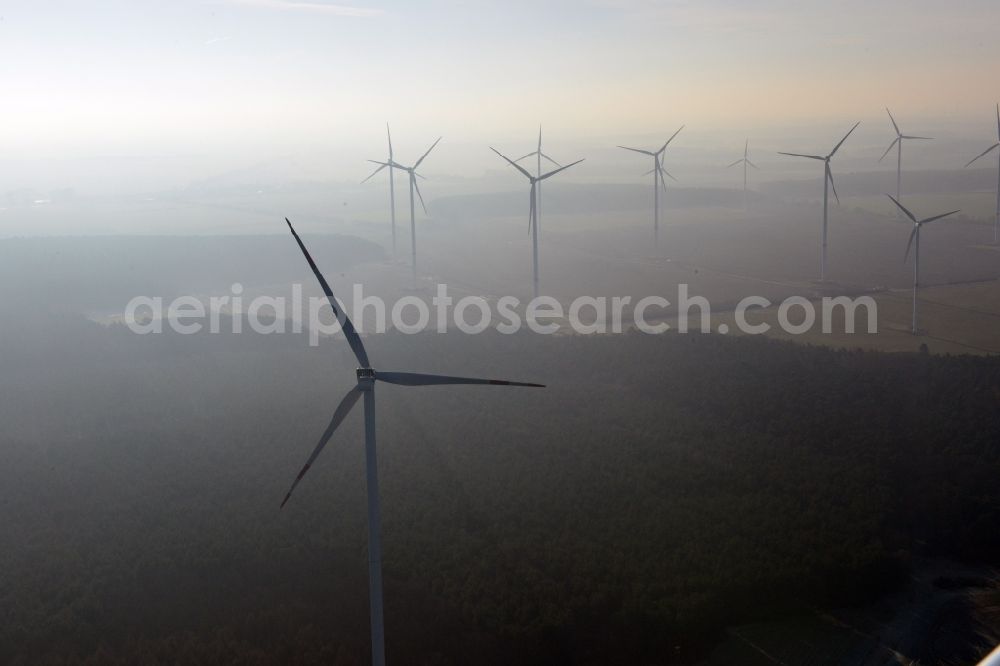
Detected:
[777,123,859,208]
[281,217,544,509]
[382,143,436,216]
[885,195,960,262]
[490,147,583,184]
[490,146,583,239]
[777,123,858,279]
[880,109,933,163]
[618,125,684,246]
[356,367,377,387]
[618,124,684,161]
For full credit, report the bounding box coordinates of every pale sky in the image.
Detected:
[1,0,999,190]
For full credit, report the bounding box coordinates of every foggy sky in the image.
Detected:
[1,0,999,195]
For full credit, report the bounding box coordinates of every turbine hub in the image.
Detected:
[356,367,376,388]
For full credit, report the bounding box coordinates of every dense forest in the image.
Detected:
[1,309,999,665]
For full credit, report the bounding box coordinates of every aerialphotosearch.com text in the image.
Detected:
[123,283,878,346]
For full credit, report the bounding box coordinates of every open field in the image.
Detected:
[342,187,1000,355]
[661,279,1000,356]
[6,175,999,357]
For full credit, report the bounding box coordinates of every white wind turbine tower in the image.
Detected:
[280,218,543,666]
[490,147,584,298]
[362,124,400,257]
[727,139,759,209]
[879,108,932,212]
[778,121,860,281]
[514,126,561,238]
[964,104,1000,244]
[618,125,684,248]
[885,197,960,334]
[370,136,441,286]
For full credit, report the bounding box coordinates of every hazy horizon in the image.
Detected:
[2,0,1000,207]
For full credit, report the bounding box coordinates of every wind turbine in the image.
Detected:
[879,108,932,210]
[727,139,759,209]
[369,136,441,285]
[514,126,561,239]
[885,196,959,334]
[964,104,1000,244]
[778,121,860,281]
[280,217,543,666]
[490,147,584,298]
[618,125,683,248]
[362,124,400,257]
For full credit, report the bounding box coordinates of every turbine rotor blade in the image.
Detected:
[412,174,428,215]
[920,209,961,225]
[491,147,534,180]
[727,159,744,168]
[528,182,536,236]
[904,226,918,263]
[902,135,933,140]
[747,160,760,169]
[778,152,825,160]
[285,218,370,368]
[361,162,388,184]
[386,123,393,159]
[538,158,584,181]
[661,124,685,152]
[618,145,654,156]
[661,167,678,182]
[886,194,917,222]
[376,371,544,388]
[514,152,537,163]
[964,143,1000,168]
[886,107,900,136]
[414,136,442,169]
[879,137,900,163]
[826,164,840,205]
[280,386,363,508]
[540,152,561,167]
[372,158,406,172]
[828,121,860,158]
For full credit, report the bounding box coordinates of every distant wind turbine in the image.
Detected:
[514,126,561,239]
[727,139,759,209]
[281,217,544,666]
[362,124,400,256]
[369,136,441,285]
[885,196,960,334]
[778,121,860,281]
[490,147,584,298]
[619,125,684,247]
[964,104,1000,244]
[879,108,932,210]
